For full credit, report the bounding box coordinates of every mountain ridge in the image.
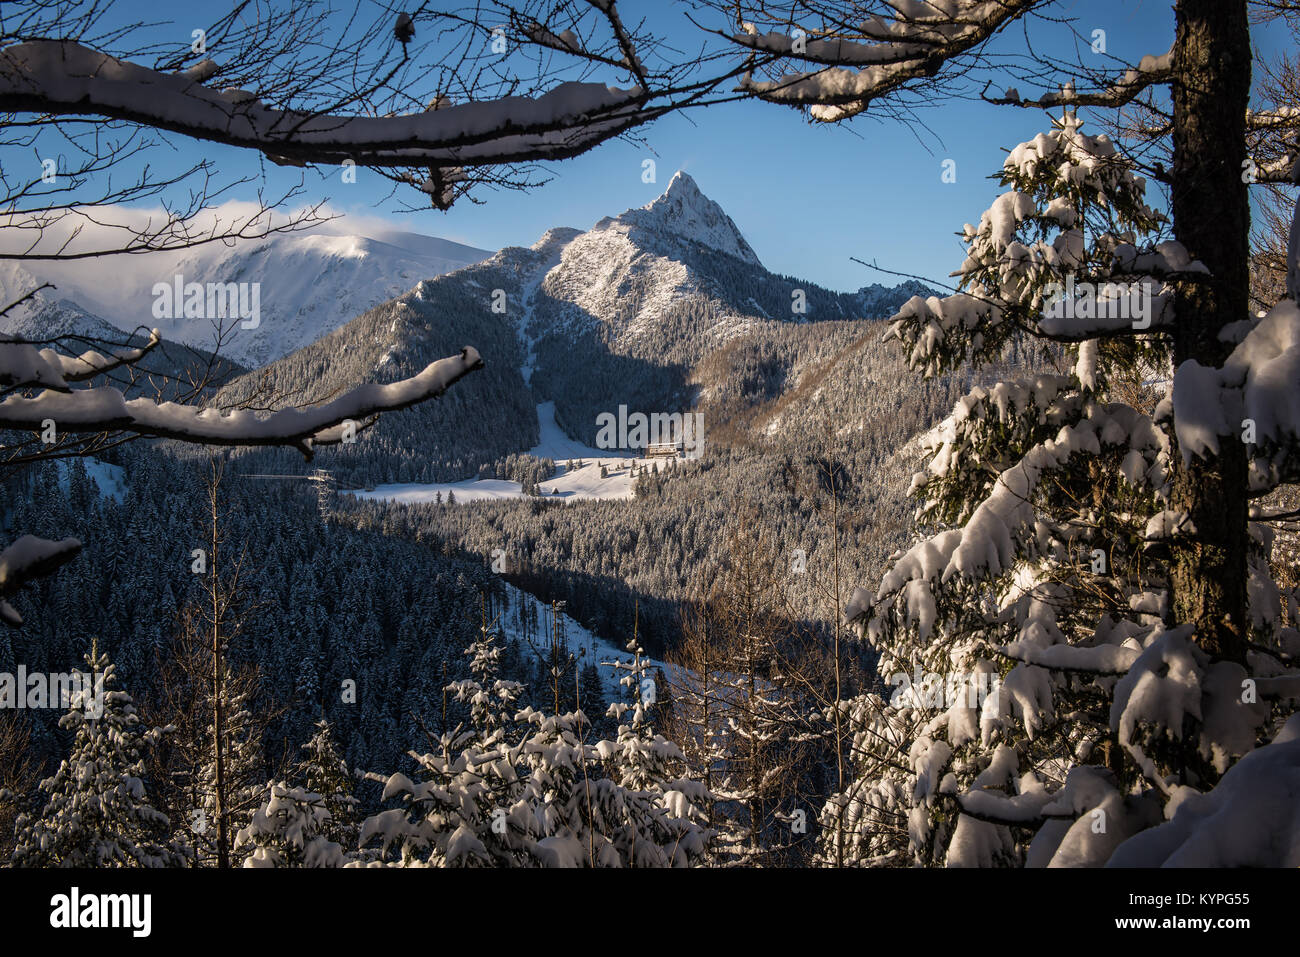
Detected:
[0,225,492,367]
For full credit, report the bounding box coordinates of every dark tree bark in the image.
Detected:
[1168,0,1253,662]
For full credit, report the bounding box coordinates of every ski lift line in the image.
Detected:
[235,469,347,524]
[235,471,364,491]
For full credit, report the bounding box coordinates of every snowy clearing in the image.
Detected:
[349,401,674,506]
[350,457,643,505]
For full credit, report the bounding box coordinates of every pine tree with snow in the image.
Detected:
[510,632,709,867]
[521,696,711,868]
[825,113,1300,867]
[298,718,361,850]
[577,661,610,738]
[360,618,533,866]
[12,648,188,867]
[358,624,710,867]
[446,611,526,744]
[234,782,350,868]
[599,637,679,792]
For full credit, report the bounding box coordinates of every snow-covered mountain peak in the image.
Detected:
[658,169,705,202]
[604,170,763,267]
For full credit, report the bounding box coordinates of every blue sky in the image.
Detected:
[82,2,1290,292]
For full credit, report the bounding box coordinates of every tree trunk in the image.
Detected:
[211,502,229,870]
[1168,0,1252,663]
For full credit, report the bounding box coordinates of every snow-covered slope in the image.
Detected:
[0,295,246,397]
[528,400,611,461]
[0,295,133,342]
[349,458,643,506]
[497,579,671,700]
[54,458,126,502]
[0,226,491,367]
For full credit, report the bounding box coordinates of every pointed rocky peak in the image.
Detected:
[607,170,763,267]
[657,169,708,204]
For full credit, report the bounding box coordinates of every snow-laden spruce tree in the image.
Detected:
[234,782,350,868]
[356,625,710,867]
[12,647,189,867]
[298,718,361,850]
[522,637,710,867]
[361,619,533,867]
[825,112,1300,867]
[232,717,364,868]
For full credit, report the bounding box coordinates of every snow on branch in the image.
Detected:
[1171,299,1300,490]
[0,41,651,171]
[45,329,162,381]
[0,534,82,627]
[954,785,1052,827]
[524,20,584,54]
[1252,152,1300,185]
[982,49,1173,110]
[1108,713,1300,866]
[1110,626,1269,792]
[0,329,162,393]
[885,114,1198,373]
[998,639,1140,676]
[872,403,1167,642]
[0,346,484,459]
[1246,97,1300,184]
[725,0,1041,121]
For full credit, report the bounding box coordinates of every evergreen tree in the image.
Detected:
[234,782,349,868]
[358,623,711,867]
[825,115,1300,866]
[298,718,361,850]
[577,662,610,738]
[12,648,188,867]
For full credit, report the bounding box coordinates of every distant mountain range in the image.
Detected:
[1,295,246,400]
[3,173,939,488]
[212,171,940,486]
